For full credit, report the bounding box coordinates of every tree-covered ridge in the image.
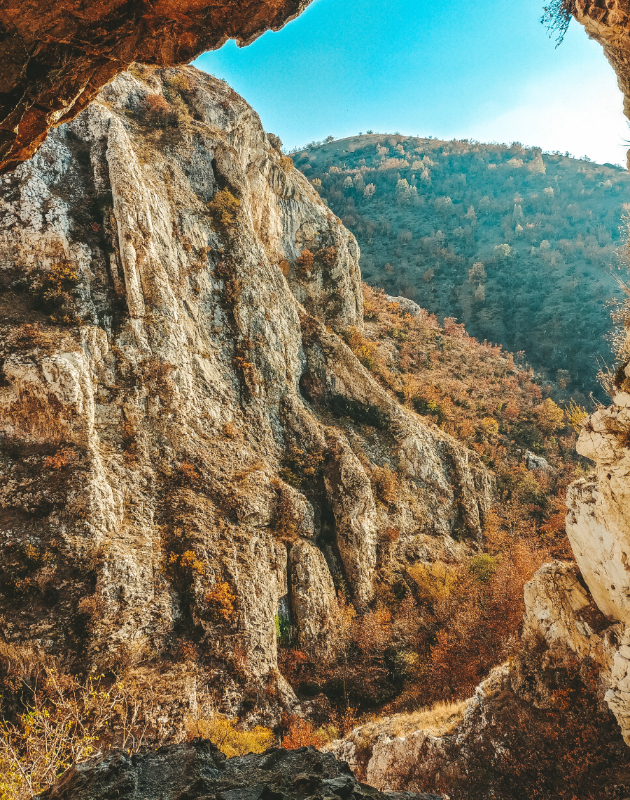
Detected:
[294,134,630,403]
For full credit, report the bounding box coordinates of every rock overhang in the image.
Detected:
[0,0,313,173]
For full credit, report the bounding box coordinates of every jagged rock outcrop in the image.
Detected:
[0,64,493,723]
[567,393,630,627]
[38,740,444,800]
[563,397,630,743]
[0,0,313,174]
[289,540,338,656]
[327,561,630,799]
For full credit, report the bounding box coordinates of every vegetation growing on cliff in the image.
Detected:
[276,283,583,715]
[0,63,619,800]
[542,0,576,45]
[295,135,630,401]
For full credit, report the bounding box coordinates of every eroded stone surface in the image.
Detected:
[38,740,444,800]
[289,540,338,656]
[0,65,493,724]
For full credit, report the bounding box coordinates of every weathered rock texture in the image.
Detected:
[38,740,443,800]
[0,65,492,724]
[327,561,630,799]
[0,0,312,174]
[531,0,630,748]
[563,395,630,743]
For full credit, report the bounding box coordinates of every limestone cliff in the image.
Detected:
[0,0,312,174]
[0,65,492,726]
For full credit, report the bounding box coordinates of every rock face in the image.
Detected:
[0,65,492,722]
[0,0,313,174]
[289,541,338,656]
[563,399,630,742]
[534,0,630,748]
[38,740,443,800]
[327,561,630,799]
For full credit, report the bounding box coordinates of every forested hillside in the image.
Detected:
[294,135,630,402]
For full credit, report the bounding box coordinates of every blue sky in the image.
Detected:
[194,0,629,165]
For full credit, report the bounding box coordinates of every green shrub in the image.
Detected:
[468,553,498,583]
[541,0,576,45]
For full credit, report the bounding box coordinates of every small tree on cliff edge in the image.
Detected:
[541,0,577,46]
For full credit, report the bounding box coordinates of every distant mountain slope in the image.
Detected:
[294,134,630,402]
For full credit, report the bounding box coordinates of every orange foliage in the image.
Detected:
[144,93,176,127]
[180,462,200,483]
[281,716,325,749]
[204,582,236,623]
[317,245,338,267]
[352,284,575,471]
[296,249,314,275]
[428,537,548,700]
[279,491,562,716]
[42,447,76,470]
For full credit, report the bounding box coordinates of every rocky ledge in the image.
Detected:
[38,741,443,800]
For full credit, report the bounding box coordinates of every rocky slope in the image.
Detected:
[38,741,443,800]
[327,560,630,799]
[0,0,312,174]
[0,64,493,728]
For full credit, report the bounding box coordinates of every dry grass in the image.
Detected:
[185,715,273,757]
[355,698,470,741]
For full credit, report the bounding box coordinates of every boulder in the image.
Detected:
[38,741,444,800]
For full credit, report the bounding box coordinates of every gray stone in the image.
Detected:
[37,741,444,800]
